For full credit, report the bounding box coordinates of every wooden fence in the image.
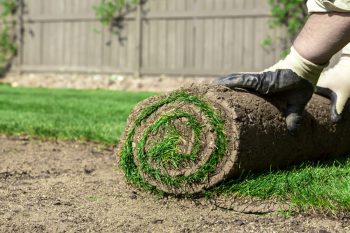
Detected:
[14,0,286,77]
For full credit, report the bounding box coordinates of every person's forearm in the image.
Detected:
[293,13,350,65]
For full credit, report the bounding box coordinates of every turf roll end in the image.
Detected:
[117,84,240,194]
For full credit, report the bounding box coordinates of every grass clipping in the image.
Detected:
[118,85,238,195]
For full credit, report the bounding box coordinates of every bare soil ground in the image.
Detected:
[0,136,349,233]
[2,73,215,93]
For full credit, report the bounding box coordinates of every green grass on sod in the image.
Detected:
[210,158,350,213]
[0,85,155,144]
[0,85,349,213]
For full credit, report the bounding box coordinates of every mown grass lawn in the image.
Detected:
[0,84,349,213]
[0,85,155,144]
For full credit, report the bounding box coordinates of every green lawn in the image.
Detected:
[0,84,349,213]
[0,85,155,144]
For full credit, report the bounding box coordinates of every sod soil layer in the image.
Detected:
[0,136,349,233]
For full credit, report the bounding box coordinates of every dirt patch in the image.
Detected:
[1,73,215,93]
[0,136,349,233]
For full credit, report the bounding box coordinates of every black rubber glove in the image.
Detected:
[213,69,314,132]
[213,47,327,132]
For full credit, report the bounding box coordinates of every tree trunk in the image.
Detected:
[117,84,350,195]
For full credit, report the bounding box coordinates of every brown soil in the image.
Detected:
[1,73,215,93]
[1,136,349,232]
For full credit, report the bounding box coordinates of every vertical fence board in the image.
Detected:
[141,18,150,69]
[194,9,204,70]
[166,0,176,70]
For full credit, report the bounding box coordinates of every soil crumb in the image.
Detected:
[0,136,349,233]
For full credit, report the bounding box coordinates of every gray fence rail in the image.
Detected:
[13,0,286,77]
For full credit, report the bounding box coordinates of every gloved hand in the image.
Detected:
[213,47,326,132]
[316,54,350,122]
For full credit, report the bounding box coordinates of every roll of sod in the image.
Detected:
[118,84,350,195]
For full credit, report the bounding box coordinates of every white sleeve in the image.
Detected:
[307,0,350,13]
[307,0,328,13]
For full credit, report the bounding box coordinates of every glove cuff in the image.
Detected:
[286,47,327,87]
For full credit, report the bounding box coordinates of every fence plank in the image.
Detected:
[166,0,176,70]
[159,1,167,69]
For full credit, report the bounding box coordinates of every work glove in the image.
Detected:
[316,54,350,122]
[213,47,326,132]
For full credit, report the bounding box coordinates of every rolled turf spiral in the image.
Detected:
[118,84,350,195]
[118,85,240,194]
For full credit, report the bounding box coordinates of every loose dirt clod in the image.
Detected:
[118,84,350,195]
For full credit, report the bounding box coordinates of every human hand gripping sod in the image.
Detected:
[213,47,326,133]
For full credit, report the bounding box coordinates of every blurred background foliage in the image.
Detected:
[264,0,308,56]
[94,0,140,35]
[0,0,18,76]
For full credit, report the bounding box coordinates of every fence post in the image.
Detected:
[16,0,24,74]
[134,2,142,78]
